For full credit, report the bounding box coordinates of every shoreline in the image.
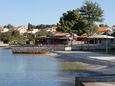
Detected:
[55,51,115,86]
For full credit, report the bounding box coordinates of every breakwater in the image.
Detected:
[12,47,49,54]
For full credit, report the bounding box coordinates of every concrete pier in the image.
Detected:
[12,47,49,54]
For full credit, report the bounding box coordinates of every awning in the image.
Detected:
[88,35,114,39]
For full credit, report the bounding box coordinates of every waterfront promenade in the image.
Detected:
[56,51,115,86]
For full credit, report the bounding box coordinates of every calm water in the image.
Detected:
[0,48,75,86]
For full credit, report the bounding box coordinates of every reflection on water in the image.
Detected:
[0,48,75,86]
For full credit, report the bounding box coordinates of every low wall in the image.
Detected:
[72,44,114,50]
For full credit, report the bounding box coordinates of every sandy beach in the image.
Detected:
[56,51,115,86]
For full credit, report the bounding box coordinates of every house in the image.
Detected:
[0,26,4,32]
[32,29,39,34]
[35,32,72,51]
[28,28,39,34]
[17,25,28,34]
[98,26,108,34]
[98,25,113,35]
[72,34,115,50]
[98,26,107,32]
[46,25,57,32]
[0,26,9,33]
[86,35,115,49]
[35,32,71,45]
[2,28,9,32]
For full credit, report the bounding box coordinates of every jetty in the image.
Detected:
[12,47,49,54]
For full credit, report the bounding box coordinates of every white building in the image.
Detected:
[1,28,9,32]
[17,26,28,34]
[28,29,39,34]
[46,26,57,32]
[3,28,9,32]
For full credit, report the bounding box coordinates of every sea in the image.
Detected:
[0,48,75,86]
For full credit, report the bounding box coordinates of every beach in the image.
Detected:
[56,51,115,86]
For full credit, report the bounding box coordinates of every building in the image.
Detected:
[98,26,107,34]
[0,26,4,32]
[98,25,113,35]
[72,34,115,50]
[35,32,71,45]
[46,25,57,32]
[87,35,114,49]
[32,29,39,34]
[112,25,115,32]
[17,25,28,34]
[35,32,72,51]
[27,28,39,34]
[2,28,9,32]
[0,26,9,33]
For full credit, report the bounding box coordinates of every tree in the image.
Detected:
[35,30,53,37]
[23,32,35,41]
[111,32,115,37]
[11,30,20,37]
[28,23,33,31]
[0,32,12,43]
[57,10,89,35]
[0,31,25,44]
[35,24,51,29]
[79,0,104,35]
[4,24,14,30]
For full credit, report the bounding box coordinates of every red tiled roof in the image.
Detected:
[98,26,107,32]
[54,32,70,37]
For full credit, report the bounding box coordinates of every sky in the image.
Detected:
[0,0,115,26]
